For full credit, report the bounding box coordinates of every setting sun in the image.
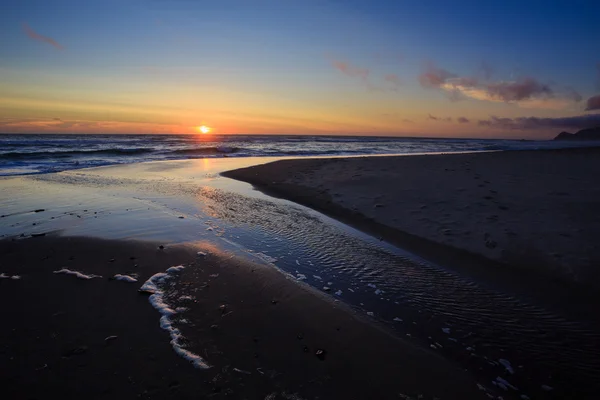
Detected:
[198,125,211,134]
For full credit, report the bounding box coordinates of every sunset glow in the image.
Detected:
[0,2,598,139]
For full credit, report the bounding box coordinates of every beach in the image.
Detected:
[0,236,484,399]
[224,148,600,291]
[2,150,600,399]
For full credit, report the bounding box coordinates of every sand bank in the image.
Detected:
[223,148,600,291]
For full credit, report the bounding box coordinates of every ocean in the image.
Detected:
[0,133,596,176]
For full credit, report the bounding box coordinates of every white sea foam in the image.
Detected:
[312,275,322,280]
[296,273,307,281]
[140,265,210,369]
[493,376,518,391]
[166,265,185,273]
[498,358,514,374]
[442,327,451,334]
[1,273,21,280]
[367,283,377,289]
[254,252,277,263]
[179,295,193,301]
[393,317,403,322]
[53,268,101,280]
[335,290,342,296]
[113,274,138,283]
[138,272,169,294]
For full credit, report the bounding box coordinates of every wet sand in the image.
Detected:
[223,148,600,292]
[3,151,600,400]
[0,235,484,400]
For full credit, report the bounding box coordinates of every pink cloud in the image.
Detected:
[418,64,455,88]
[484,77,552,102]
[585,95,600,111]
[331,60,369,81]
[22,22,64,50]
[427,114,452,122]
[421,63,578,110]
[457,117,470,123]
[478,114,600,130]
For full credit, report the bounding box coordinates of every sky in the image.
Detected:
[1,0,599,139]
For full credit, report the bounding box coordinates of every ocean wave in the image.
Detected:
[0,148,155,160]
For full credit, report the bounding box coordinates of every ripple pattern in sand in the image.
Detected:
[198,186,600,397]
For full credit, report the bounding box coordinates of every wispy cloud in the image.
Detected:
[427,114,452,122]
[419,63,579,110]
[22,22,64,50]
[331,59,369,81]
[327,56,402,92]
[457,117,470,123]
[477,114,600,130]
[585,95,600,111]
[418,63,455,88]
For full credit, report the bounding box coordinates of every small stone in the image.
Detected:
[158,245,164,250]
[315,349,327,360]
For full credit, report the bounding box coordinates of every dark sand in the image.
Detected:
[223,148,600,295]
[0,236,485,400]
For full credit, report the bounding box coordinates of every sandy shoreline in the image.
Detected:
[0,235,483,399]
[2,151,600,399]
[223,148,600,293]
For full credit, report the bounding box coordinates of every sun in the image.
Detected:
[197,125,211,134]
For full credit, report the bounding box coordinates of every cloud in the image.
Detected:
[477,113,600,130]
[441,76,552,103]
[585,95,600,111]
[331,59,369,81]
[22,22,64,50]
[420,63,579,110]
[383,74,401,91]
[484,78,552,101]
[427,114,452,122]
[596,63,600,90]
[565,87,583,102]
[457,117,470,123]
[418,64,455,88]
[327,56,402,92]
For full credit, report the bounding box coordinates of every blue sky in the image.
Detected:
[1,0,599,137]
